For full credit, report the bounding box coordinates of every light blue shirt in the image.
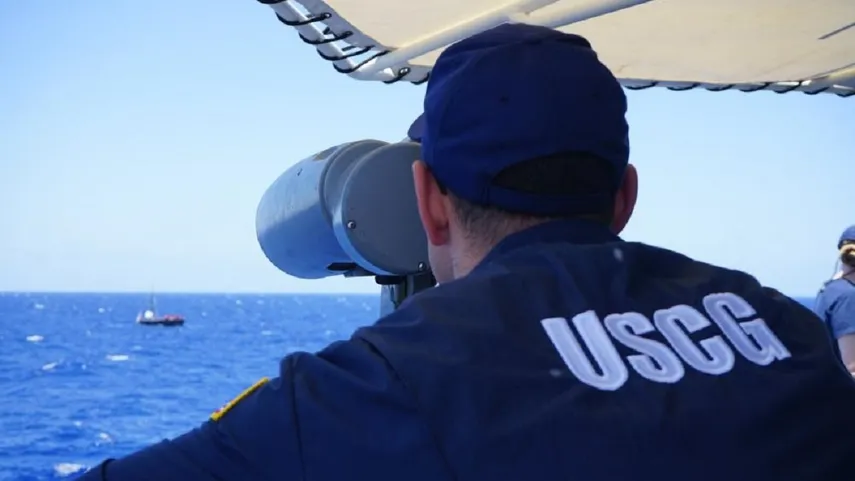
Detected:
[813,278,855,358]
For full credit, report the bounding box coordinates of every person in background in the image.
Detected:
[77,23,855,481]
[814,225,855,373]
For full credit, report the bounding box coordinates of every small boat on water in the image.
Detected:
[136,293,185,327]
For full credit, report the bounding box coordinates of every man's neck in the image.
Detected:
[449,219,552,279]
[449,218,619,280]
[451,245,489,279]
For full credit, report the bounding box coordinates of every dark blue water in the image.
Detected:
[0,292,379,480]
[0,292,815,480]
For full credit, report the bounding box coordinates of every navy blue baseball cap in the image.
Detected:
[839,225,855,248]
[408,23,629,216]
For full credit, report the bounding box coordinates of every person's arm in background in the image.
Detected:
[73,335,426,481]
[829,293,855,374]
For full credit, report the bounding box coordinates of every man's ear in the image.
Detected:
[610,163,638,234]
[412,160,451,246]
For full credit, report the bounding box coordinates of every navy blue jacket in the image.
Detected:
[79,220,855,481]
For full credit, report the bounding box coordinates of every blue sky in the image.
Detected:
[0,1,852,296]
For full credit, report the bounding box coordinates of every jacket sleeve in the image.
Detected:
[75,335,440,481]
[75,358,304,481]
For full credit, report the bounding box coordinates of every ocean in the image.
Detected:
[0,292,379,480]
[0,292,815,480]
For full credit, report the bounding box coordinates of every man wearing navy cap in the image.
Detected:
[78,23,855,481]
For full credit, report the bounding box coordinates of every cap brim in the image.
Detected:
[407,114,425,142]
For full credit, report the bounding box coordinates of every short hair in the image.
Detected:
[436,152,619,244]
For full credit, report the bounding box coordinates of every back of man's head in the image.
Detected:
[409,23,634,248]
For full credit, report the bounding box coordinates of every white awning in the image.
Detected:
[259,0,855,97]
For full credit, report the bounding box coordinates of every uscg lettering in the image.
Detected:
[540,292,792,391]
